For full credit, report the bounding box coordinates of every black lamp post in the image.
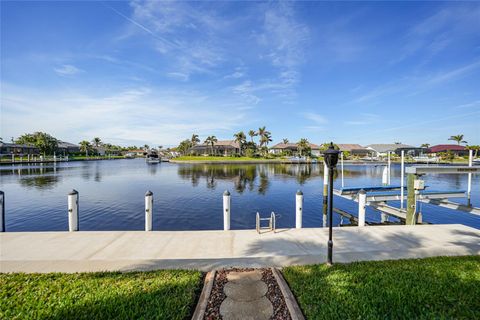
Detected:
[324,142,339,265]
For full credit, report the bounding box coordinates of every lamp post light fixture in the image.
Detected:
[324,142,340,265]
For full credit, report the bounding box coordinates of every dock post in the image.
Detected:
[340,152,344,188]
[400,150,405,209]
[323,163,328,227]
[1,191,5,232]
[68,190,79,231]
[145,191,153,231]
[223,190,231,230]
[358,189,366,227]
[467,149,473,206]
[382,166,388,186]
[11,154,14,163]
[296,190,303,229]
[387,151,391,185]
[406,174,415,225]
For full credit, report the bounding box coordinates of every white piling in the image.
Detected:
[295,190,303,229]
[382,166,388,186]
[68,190,79,231]
[467,149,473,206]
[11,154,14,163]
[145,191,153,231]
[358,189,366,227]
[1,191,5,232]
[340,152,344,188]
[223,190,231,230]
[401,150,405,209]
[387,151,391,185]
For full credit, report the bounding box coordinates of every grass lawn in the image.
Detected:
[0,270,203,320]
[283,256,480,319]
[173,156,281,161]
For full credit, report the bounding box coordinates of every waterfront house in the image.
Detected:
[427,144,468,156]
[270,143,322,156]
[336,144,372,157]
[0,142,40,156]
[124,149,147,157]
[56,141,80,155]
[366,144,415,157]
[189,140,241,156]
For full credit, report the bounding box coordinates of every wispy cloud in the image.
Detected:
[454,100,480,109]
[344,113,381,126]
[54,64,83,76]
[303,112,328,125]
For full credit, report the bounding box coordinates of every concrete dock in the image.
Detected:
[1,224,479,273]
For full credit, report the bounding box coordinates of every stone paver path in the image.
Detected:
[220,270,273,320]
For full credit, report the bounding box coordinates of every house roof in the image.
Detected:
[428,144,466,153]
[271,142,320,149]
[366,144,414,153]
[57,141,79,148]
[193,140,240,149]
[0,142,38,148]
[337,144,364,152]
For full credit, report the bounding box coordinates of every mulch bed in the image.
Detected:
[203,268,291,320]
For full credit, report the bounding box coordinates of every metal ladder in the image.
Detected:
[256,212,276,234]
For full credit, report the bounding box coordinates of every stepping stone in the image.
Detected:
[227,270,262,284]
[220,296,273,320]
[224,281,268,301]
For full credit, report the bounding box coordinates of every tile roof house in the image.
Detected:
[0,143,40,155]
[366,143,415,157]
[336,144,365,152]
[57,141,80,154]
[190,140,241,156]
[427,144,468,156]
[270,142,322,156]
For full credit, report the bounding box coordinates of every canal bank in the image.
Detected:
[1,224,479,273]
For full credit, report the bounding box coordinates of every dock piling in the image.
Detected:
[467,149,473,206]
[323,163,328,227]
[296,190,303,229]
[145,191,153,231]
[401,150,405,209]
[1,191,5,232]
[68,190,79,231]
[406,174,415,225]
[223,190,231,230]
[358,189,366,227]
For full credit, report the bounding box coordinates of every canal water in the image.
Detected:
[1,159,479,231]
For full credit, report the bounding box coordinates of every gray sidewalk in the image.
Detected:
[1,224,479,273]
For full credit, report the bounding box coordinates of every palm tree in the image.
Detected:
[448,134,467,145]
[282,138,289,144]
[233,131,247,155]
[466,145,480,157]
[421,143,430,148]
[92,137,102,147]
[79,140,91,157]
[144,144,150,151]
[257,126,271,148]
[259,132,272,156]
[248,130,257,144]
[204,136,217,155]
[297,138,310,156]
[191,134,200,146]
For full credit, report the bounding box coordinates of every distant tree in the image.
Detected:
[16,132,58,156]
[466,145,480,157]
[79,140,91,157]
[190,134,200,146]
[92,137,102,147]
[258,128,272,156]
[421,143,430,148]
[248,130,257,144]
[297,138,311,157]
[204,136,218,155]
[449,134,467,145]
[0,137,3,143]
[144,144,150,150]
[177,140,192,155]
[319,142,340,151]
[233,131,247,155]
[282,138,289,144]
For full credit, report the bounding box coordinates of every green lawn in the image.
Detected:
[0,270,203,320]
[283,256,480,319]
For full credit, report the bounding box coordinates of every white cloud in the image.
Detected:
[303,112,328,125]
[54,64,83,76]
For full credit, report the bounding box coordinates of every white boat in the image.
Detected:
[473,158,480,165]
[146,152,160,164]
[412,155,439,163]
[124,152,135,159]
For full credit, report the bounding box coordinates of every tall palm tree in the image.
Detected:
[92,137,102,147]
[448,134,467,145]
[204,136,217,155]
[257,126,271,148]
[191,134,200,146]
[297,138,310,156]
[282,138,289,144]
[233,131,247,155]
[259,132,272,156]
[248,130,257,144]
[79,140,91,157]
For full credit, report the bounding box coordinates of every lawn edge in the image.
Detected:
[272,267,305,320]
[191,270,216,320]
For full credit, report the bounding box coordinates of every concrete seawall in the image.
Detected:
[1,224,479,273]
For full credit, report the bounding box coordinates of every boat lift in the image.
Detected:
[335,150,479,225]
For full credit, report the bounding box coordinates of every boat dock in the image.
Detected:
[1,224,479,273]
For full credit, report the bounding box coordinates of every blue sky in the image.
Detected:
[1,1,479,147]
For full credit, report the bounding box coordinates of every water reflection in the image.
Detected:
[177,163,364,193]
[18,175,60,190]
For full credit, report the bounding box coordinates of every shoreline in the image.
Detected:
[170,159,471,165]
